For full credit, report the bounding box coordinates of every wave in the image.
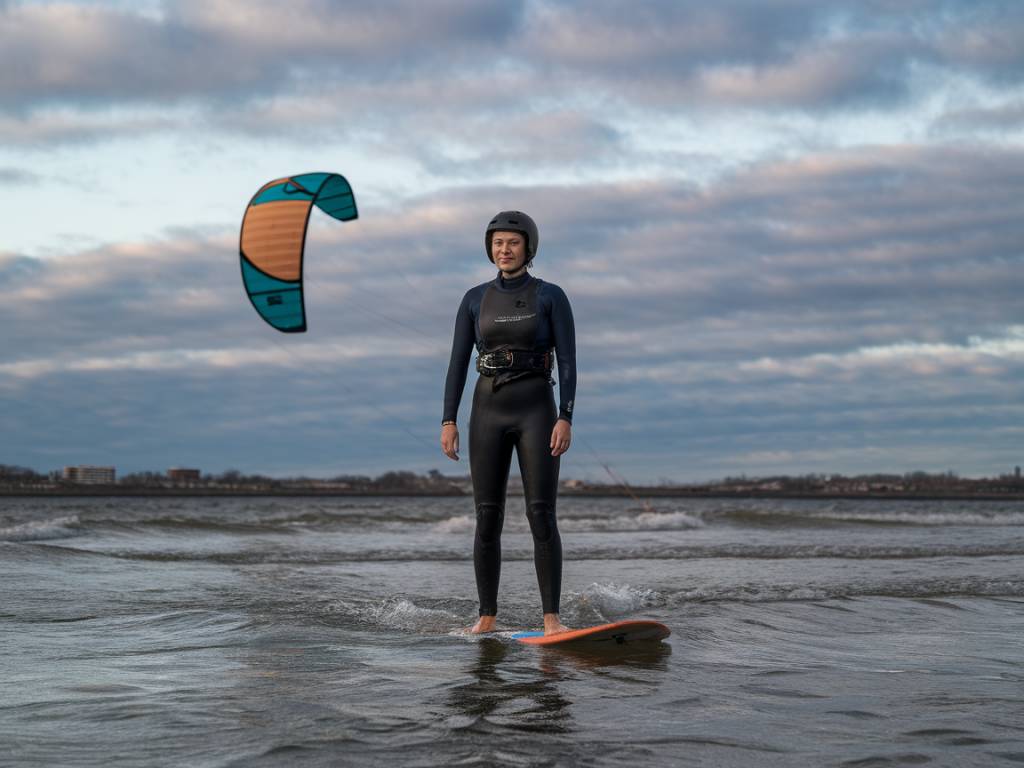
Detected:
[22,537,1024,567]
[6,498,1022,542]
[431,515,474,534]
[427,511,704,535]
[123,510,705,537]
[325,596,467,634]
[568,542,1024,561]
[362,597,463,632]
[562,510,704,532]
[318,579,1024,629]
[669,577,1024,603]
[61,510,475,537]
[569,582,660,623]
[322,585,659,635]
[122,507,1024,533]
[710,506,1024,528]
[0,515,83,542]
[815,510,1024,527]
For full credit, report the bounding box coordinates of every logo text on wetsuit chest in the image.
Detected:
[494,312,537,323]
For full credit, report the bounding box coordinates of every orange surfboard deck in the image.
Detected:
[512,620,670,647]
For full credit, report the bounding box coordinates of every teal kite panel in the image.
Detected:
[240,256,306,333]
[314,175,358,221]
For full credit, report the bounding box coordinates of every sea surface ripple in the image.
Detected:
[2,495,1023,767]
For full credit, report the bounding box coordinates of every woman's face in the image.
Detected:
[490,230,528,276]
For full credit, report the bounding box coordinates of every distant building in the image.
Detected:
[63,466,116,484]
[167,468,201,484]
[1016,466,1021,480]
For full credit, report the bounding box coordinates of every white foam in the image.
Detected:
[563,510,703,532]
[820,510,1024,526]
[634,510,704,530]
[431,515,475,534]
[569,582,659,619]
[365,597,461,631]
[0,514,81,542]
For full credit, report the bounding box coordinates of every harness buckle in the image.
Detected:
[479,350,514,370]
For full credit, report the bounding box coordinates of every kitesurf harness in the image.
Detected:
[476,349,553,376]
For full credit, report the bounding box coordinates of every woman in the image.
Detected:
[441,211,576,635]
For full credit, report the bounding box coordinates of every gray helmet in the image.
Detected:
[485,210,539,262]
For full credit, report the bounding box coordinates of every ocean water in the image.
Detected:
[2,495,1024,767]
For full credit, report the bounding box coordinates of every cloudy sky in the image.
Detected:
[1,0,1022,482]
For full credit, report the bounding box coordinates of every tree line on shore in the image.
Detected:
[0,465,465,492]
[2,464,1022,495]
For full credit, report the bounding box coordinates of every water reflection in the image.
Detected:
[446,637,672,735]
[446,638,573,734]
[535,641,672,674]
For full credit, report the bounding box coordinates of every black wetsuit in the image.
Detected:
[443,271,576,616]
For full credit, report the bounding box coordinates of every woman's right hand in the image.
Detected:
[441,424,460,461]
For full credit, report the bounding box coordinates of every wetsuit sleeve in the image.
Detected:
[550,285,576,423]
[442,291,475,424]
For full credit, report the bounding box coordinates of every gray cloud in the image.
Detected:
[934,2,1024,79]
[2,0,1021,145]
[0,108,182,146]
[525,1,899,107]
[932,100,1024,135]
[0,253,45,282]
[523,0,1022,109]
[0,1,525,108]
[2,142,1022,478]
[0,167,40,184]
[6,144,1020,365]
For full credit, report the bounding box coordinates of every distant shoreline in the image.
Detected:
[3,487,1023,501]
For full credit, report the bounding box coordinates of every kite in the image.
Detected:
[239,172,358,332]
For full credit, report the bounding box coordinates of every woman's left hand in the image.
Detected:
[550,419,572,457]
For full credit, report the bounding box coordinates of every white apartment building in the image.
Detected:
[63,466,116,484]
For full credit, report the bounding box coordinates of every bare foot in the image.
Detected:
[469,615,497,634]
[543,613,570,636]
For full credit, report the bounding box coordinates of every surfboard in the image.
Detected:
[511,620,670,647]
